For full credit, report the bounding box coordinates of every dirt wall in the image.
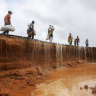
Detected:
[0,35,95,71]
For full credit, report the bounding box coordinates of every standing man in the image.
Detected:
[27,21,36,39]
[85,39,89,47]
[68,33,73,45]
[3,11,12,35]
[49,26,54,42]
[46,25,51,40]
[48,25,51,34]
[46,25,54,42]
[76,36,80,46]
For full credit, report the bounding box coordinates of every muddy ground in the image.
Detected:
[0,62,96,96]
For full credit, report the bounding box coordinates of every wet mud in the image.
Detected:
[33,64,96,96]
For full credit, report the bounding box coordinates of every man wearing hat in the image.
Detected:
[3,11,12,35]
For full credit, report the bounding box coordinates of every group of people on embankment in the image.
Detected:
[68,33,89,47]
[0,11,89,47]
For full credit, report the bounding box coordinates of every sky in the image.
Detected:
[0,0,96,47]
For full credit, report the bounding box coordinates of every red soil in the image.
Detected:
[0,63,96,96]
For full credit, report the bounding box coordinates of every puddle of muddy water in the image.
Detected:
[32,78,96,96]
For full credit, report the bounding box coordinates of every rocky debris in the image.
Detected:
[66,63,72,68]
[9,73,21,76]
[80,87,83,90]
[10,76,24,80]
[0,94,9,96]
[81,85,96,95]
[36,67,43,75]
[84,85,88,90]
[25,71,34,76]
[92,90,96,94]
[27,81,34,86]
[21,86,26,89]
[90,87,93,90]
[91,86,96,94]
[52,65,57,69]
[0,67,46,95]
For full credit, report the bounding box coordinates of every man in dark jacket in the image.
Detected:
[76,36,80,46]
[27,21,35,39]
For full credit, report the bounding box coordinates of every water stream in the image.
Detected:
[56,44,63,68]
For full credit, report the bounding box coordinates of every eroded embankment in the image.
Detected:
[0,34,96,71]
[0,35,96,96]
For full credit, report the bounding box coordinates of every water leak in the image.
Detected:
[91,47,94,63]
[84,47,87,62]
[44,43,51,65]
[56,44,63,68]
